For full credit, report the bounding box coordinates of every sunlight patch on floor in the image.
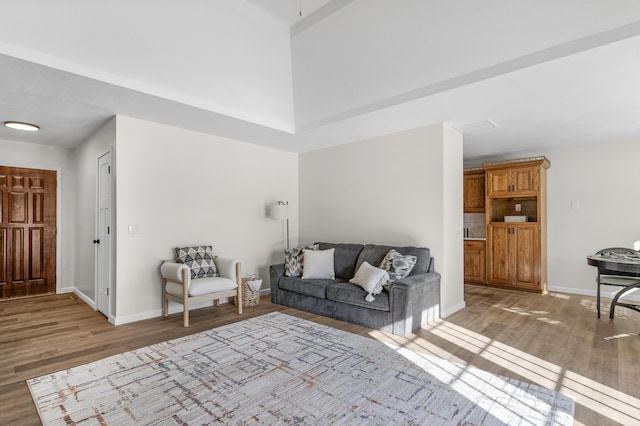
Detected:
[603,333,637,340]
[392,345,568,425]
[493,305,532,316]
[431,321,562,389]
[549,293,570,300]
[536,317,562,325]
[408,320,640,425]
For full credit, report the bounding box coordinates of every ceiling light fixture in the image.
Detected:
[4,121,40,132]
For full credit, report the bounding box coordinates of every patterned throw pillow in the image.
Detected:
[378,249,417,283]
[284,244,319,277]
[175,245,218,279]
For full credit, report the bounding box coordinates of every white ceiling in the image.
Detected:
[1,0,640,163]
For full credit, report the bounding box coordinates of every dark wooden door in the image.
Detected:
[0,166,57,298]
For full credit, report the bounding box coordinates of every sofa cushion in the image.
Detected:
[279,277,345,299]
[356,245,430,277]
[166,276,236,298]
[316,242,364,279]
[326,282,390,311]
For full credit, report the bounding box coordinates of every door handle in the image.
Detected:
[93,239,100,244]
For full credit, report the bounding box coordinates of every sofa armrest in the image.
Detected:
[215,257,241,283]
[270,263,285,303]
[392,271,440,290]
[390,271,441,336]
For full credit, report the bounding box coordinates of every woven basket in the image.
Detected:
[234,275,261,307]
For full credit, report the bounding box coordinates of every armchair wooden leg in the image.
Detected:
[182,268,190,327]
[236,262,243,315]
[162,279,169,318]
[183,296,189,327]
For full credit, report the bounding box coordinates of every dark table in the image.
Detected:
[587,253,640,319]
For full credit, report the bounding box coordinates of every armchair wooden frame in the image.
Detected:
[162,261,243,327]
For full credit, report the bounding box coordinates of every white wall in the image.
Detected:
[73,118,116,303]
[299,123,464,317]
[545,139,640,297]
[0,138,75,293]
[113,116,298,323]
[442,126,465,314]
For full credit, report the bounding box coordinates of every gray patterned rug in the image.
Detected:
[28,312,574,425]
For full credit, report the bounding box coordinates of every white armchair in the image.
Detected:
[161,257,242,327]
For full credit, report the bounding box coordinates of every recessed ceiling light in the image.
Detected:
[4,121,40,132]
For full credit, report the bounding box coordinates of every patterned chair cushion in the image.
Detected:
[284,244,319,277]
[175,245,219,279]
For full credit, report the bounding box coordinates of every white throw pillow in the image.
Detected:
[301,248,335,279]
[349,261,389,302]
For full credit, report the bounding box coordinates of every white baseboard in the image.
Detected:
[441,300,466,318]
[65,287,97,309]
[548,285,640,302]
[112,299,234,326]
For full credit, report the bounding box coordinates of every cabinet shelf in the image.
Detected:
[487,197,538,222]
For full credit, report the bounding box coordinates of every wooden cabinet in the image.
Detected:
[483,157,550,293]
[486,223,539,290]
[464,240,485,284]
[463,170,485,213]
[486,164,539,197]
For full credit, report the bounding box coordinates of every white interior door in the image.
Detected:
[96,151,112,318]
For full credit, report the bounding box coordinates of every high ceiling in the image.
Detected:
[1,0,640,163]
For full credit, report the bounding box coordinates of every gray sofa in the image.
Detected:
[269,242,440,336]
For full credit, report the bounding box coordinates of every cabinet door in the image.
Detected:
[464,241,485,283]
[463,173,485,212]
[486,169,511,197]
[512,224,540,289]
[486,224,510,285]
[511,166,539,196]
[486,165,540,197]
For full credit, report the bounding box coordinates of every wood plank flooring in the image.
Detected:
[1,286,639,425]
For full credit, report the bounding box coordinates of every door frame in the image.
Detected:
[1,161,62,294]
[94,148,114,322]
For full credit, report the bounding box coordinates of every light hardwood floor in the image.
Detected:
[1,286,639,425]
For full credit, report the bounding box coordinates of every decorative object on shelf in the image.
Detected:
[270,201,290,249]
[234,274,262,307]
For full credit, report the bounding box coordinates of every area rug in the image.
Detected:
[28,312,574,425]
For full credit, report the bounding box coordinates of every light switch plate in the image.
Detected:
[128,224,140,234]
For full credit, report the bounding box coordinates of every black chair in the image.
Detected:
[594,247,640,319]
